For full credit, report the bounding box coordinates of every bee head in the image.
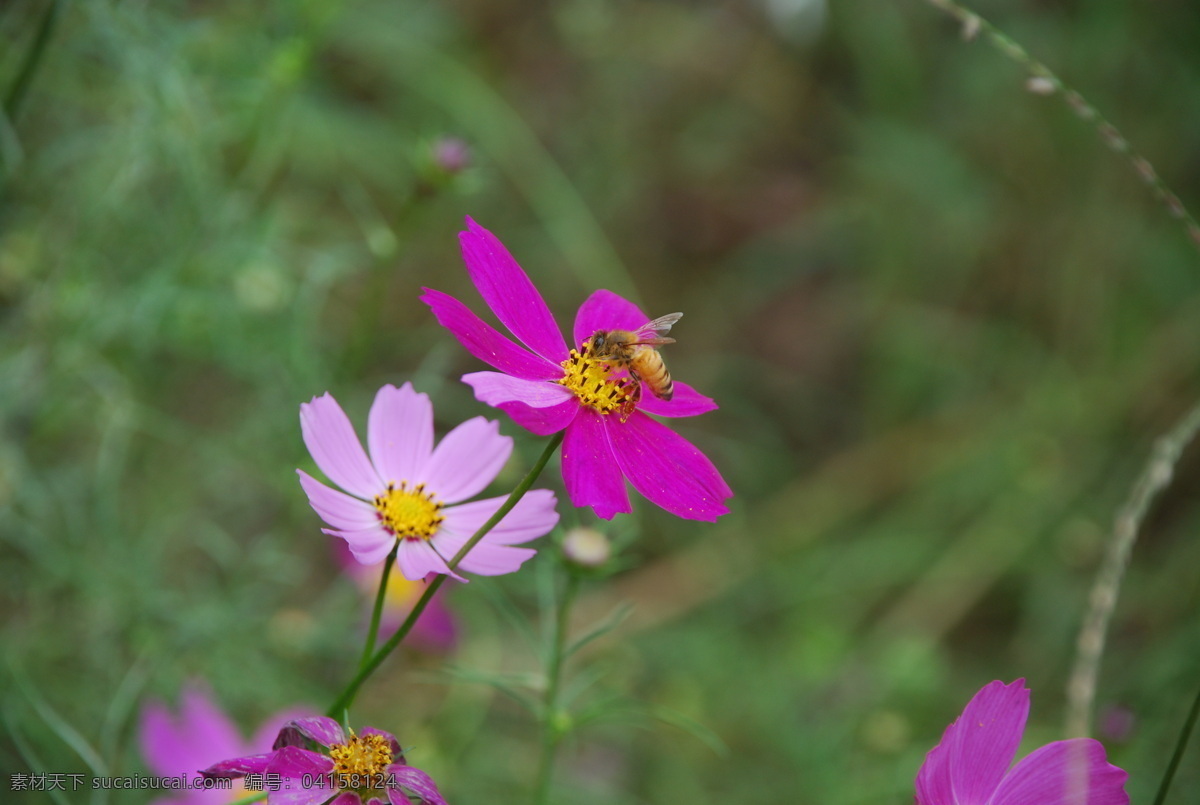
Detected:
[591,331,608,352]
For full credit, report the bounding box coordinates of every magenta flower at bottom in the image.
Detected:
[202,716,446,805]
[916,680,1129,805]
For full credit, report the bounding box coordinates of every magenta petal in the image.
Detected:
[298,471,380,531]
[300,393,382,499]
[139,701,189,778]
[368,383,433,485]
[275,717,345,749]
[607,413,731,521]
[324,526,396,566]
[387,790,414,805]
[991,738,1129,805]
[250,709,322,755]
[462,372,579,436]
[440,489,559,545]
[561,410,631,519]
[422,417,511,504]
[945,680,1029,804]
[915,722,956,805]
[572,289,651,346]
[396,538,462,582]
[636,381,719,418]
[459,218,568,362]
[421,288,561,380]
[432,537,537,576]
[201,752,273,778]
[390,764,449,805]
[329,795,365,805]
[267,747,336,805]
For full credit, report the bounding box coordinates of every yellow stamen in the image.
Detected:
[558,342,636,415]
[329,730,393,779]
[373,482,444,540]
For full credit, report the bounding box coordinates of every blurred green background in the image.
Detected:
[3,0,1199,802]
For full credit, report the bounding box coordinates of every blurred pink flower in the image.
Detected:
[332,539,458,651]
[916,679,1129,805]
[138,684,314,805]
[298,382,559,580]
[421,218,732,521]
[202,716,446,805]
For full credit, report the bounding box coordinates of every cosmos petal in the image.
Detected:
[422,417,512,504]
[421,288,561,380]
[915,721,956,805]
[297,471,381,531]
[201,752,273,778]
[324,526,396,566]
[396,538,462,582]
[368,383,434,486]
[461,372,579,435]
[991,738,1130,805]
[573,289,651,346]
[946,680,1029,804]
[561,409,631,520]
[275,717,345,749]
[459,218,568,362]
[637,381,718,418]
[440,489,560,545]
[431,537,537,576]
[266,746,336,805]
[300,393,382,499]
[390,765,449,805]
[607,413,731,522]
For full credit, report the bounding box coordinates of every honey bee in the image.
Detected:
[590,312,683,406]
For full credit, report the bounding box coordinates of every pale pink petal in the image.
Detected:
[390,764,449,805]
[395,538,462,582]
[297,471,380,531]
[459,218,568,362]
[421,288,561,380]
[439,489,559,545]
[561,410,631,519]
[637,381,719,418]
[430,535,537,576]
[324,527,396,565]
[607,413,731,521]
[914,722,956,805]
[573,289,650,346]
[945,680,1029,804]
[422,417,512,503]
[991,738,1129,805]
[462,372,579,435]
[368,383,433,485]
[300,393,382,499]
[180,687,243,761]
[139,700,191,778]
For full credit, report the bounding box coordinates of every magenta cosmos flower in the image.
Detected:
[916,679,1129,805]
[202,716,446,805]
[139,684,315,805]
[421,218,732,521]
[298,382,559,581]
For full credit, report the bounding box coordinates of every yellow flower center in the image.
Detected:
[329,730,394,781]
[373,482,444,540]
[558,342,637,415]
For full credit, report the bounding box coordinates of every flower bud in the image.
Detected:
[561,527,611,569]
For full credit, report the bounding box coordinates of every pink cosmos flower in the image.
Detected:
[202,716,446,805]
[916,680,1129,805]
[331,540,458,652]
[138,684,315,805]
[298,382,559,581]
[421,218,732,521]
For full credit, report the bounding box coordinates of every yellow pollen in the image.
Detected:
[558,343,636,415]
[329,731,393,780]
[373,481,444,541]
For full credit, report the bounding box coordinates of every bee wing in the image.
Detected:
[635,312,683,340]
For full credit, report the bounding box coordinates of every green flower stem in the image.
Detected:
[326,431,565,719]
[533,569,581,805]
[1152,676,1200,805]
[358,542,400,673]
[921,0,1200,252]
